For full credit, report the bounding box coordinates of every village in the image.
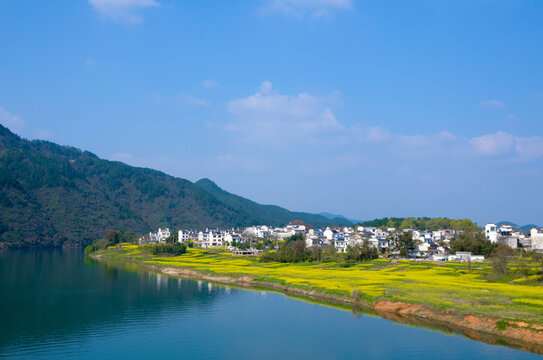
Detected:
[140,222,543,262]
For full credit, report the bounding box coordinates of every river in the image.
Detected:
[0,249,539,359]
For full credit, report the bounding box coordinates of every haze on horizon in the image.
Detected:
[0,0,542,226]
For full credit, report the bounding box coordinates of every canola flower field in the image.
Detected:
[98,244,543,325]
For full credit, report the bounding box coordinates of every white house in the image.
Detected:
[198,228,224,248]
[149,228,170,243]
[485,223,498,243]
[485,223,519,248]
[224,232,244,246]
[412,230,433,243]
[375,228,388,239]
[334,236,347,253]
[448,252,485,262]
[531,228,543,252]
[178,230,197,243]
[368,236,379,249]
[323,227,334,241]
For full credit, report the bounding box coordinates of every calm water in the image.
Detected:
[0,249,540,360]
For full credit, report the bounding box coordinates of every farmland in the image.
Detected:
[94,244,543,325]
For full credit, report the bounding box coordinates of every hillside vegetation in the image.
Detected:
[0,125,348,248]
[195,178,351,228]
[358,217,479,232]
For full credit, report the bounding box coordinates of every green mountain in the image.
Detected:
[195,178,352,228]
[495,222,542,232]
[319,212,362,224]
[0,125,349,248]
[496,221,518,228]
[519,224,539,232]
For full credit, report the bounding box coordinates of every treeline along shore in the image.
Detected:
[88,243,543,355]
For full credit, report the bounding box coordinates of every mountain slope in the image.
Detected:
[195,178,352,228]
[0,125,347,248]
[319,212,361,224]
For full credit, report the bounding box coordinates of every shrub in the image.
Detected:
[84,239,113,255]
[150,243,187,256]
[450,231,498,257]
[345,241,379,262]
[491,244,514,276]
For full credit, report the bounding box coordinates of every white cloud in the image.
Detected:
[366,126,391,142]
[202,80,219,88]
[226,81,342,142]
[220,82,543,164]
[261,0,353,17]
[470,131,515,155]
[0,107,25,134]
[89,0,158,24]
[397,130,457,148]
[177,93,209,107]
[515,136,543,161]
[469,131,543,161]
[479,99,507,108]
[350,125,391,143]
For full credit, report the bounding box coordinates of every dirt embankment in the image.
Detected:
[91,255,543,355]
[373,301,543,354]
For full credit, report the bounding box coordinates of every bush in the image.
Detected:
[490,244,514,276]
[260,234,309,263]
[345,241,379,262]
[150,243,187,256]
[84,239,112,255]
[450,231,498,257]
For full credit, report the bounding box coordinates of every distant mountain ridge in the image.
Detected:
[318,212,362,224]
[496,221,541,232]
[195,179,352,228]
[0,125,350,248]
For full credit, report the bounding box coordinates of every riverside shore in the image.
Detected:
[90,246,543,354]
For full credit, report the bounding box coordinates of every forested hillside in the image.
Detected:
[195,178,351,228]
[358,217,479,232]
[0,125,348,248]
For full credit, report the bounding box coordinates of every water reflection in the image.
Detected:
[0,249,541,360]
[0,249,227,354]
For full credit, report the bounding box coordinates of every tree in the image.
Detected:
[308,246,323,262]
[530,252,543,282]
[286,232,304,243]
[490,244,513,277]
[123,231,136,243]
[345,241,378,262]
[260,233,309,263]
[244,233,259,248]
[104,229,122,245]
[390,231,414,256]
[150,242,187,256]
[165,232,178,244]
[450,231,497,257]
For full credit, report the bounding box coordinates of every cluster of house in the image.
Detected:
[484,223,543,251]
[140,222,543,260]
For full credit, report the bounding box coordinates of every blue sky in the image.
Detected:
[1,0,542,225]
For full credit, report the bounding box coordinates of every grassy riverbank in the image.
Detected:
[94,244,543,326]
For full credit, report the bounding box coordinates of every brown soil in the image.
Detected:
[373,300,543,354]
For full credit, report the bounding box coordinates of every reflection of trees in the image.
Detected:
[0,249,226,349]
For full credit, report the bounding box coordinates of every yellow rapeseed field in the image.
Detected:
[100,245,543,324]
